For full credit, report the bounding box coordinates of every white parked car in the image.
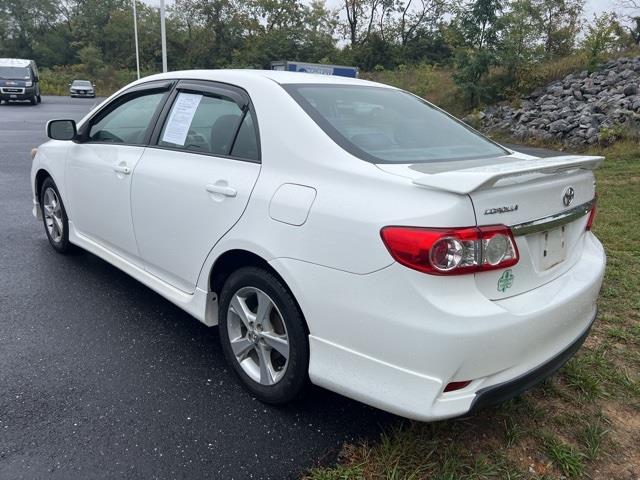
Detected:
[69,79,96,98]
[31,70,605,421]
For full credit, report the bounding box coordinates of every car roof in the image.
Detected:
[78,69,397,129]
[0,58,33,67]
[72,79,91,82]
[138,69,391,89]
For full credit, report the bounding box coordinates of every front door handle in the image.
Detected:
[113,165,131,175]
[205,184,237,197]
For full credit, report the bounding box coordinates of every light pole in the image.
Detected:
[132,0,141,79]
[160,0,168,73]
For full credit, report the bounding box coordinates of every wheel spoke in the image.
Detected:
[229,295,254,329]
[261,332,289,359]
[230,336,255,361]
[255,290,273,327]
[52,215,64,236]
[256,344,275,385]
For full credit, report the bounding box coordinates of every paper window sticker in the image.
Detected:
[161,93,203,146]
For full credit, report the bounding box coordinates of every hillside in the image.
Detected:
[467,56,640,147]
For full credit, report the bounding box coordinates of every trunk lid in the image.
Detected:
[469,168,596,300]
[376,151,602,299]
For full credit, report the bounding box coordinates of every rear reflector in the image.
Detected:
[586,204,596,231]
[380,225,519,275]
[444,380,471,393]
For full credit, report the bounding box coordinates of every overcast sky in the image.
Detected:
[585,0,618,17]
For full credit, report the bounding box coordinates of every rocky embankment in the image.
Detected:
[465,56,640,147]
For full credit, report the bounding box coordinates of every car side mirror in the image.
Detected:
[68,83,71,86]
[47,119,77,141]
[93,83,96,87]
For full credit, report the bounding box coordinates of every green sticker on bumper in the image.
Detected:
[497,269,514,292]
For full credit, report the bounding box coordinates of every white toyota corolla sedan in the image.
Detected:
[31,70,605,420]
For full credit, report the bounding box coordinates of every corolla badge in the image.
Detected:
[484,205,518,215]
[562,186,575,207]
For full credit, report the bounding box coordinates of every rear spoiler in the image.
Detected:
[412,155,604,195]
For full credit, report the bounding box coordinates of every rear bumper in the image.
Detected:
[468,310,595,413]
[271,232,605,421]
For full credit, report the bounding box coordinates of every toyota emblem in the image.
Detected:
[562,186,575,207]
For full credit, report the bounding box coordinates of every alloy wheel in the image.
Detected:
[226,286,290,386]
[43,187,64,243]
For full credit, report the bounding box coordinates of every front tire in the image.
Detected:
[40,177,72,253]
[218,267,309,404]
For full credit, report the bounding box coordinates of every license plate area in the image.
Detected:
[540,226,567,270]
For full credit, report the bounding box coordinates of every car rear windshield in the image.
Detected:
[73,80,92,86]
[283,84,508,164]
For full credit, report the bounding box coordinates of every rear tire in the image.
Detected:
[218,267,309,405]
[40,177,72,253]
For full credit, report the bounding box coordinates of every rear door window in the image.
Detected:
[158,92,242,156]
[230,114,259,161]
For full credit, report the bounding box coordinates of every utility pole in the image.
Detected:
[132,0,141,79]
[160,0,168,73]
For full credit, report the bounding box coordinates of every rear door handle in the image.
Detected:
[205,184,237,197]
[113,165,131,175]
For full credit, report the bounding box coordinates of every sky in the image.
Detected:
[585,0,619,18]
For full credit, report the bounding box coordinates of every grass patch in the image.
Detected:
[304,139,640,480]
[579,414,610,461]
[561,348,609,401]
[542,434,585,478]
[503,417,524,448]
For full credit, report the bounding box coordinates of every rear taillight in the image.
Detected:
[586,204,596,231]
[380,225,519,275]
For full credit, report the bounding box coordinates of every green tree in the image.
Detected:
[0,0,60,60]
[582,12,628,69]
[343,0,386,47]
[457,0,503,49]
[499,0,543,86]
[77,44,105,75]
[452,0,503,107]
[533,0,584,57]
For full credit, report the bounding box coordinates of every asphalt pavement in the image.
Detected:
[0,96,397,480]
